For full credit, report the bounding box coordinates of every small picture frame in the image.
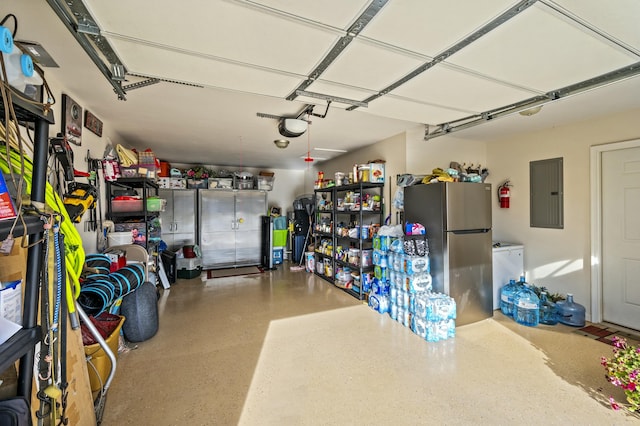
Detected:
[61,94,82,146]
[84,110,103,137]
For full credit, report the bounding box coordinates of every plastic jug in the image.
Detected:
[539,291,559,325]
[1,43,43,95]
[513,282,540,327]
[556,293,585,327]
[500,279,517,317]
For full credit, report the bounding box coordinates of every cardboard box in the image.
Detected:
[369,163,385,183]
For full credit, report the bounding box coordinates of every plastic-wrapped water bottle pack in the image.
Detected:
[368,234,456,342]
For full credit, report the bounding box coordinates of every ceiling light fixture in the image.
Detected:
[519,105,543,116]
[278,118,308,138]
[314,147,348,153]
[274,139,289,149]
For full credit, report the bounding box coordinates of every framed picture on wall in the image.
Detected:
[84,110,103,137]
[61,94,82,146]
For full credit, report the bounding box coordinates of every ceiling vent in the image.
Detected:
[278,118,307,138]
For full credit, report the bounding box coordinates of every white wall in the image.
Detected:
[43,73,121,254]
[405,125,488,175]
[313,130,407,225]
[487,107,640,316]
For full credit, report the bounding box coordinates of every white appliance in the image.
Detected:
[492,243,524,310]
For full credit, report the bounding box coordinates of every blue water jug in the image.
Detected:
[500,279,517,316]
[539,291,559,325]
[513,283,540,327]
[556,294,585,327]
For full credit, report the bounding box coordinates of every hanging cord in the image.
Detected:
[0,14,18,38]
[37,217,53,423]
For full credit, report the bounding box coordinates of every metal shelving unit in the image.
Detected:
[105,177,161,274]
[313,182,383,299]
[0,92,54,401]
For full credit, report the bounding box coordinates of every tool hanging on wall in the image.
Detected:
[85,150,103,234]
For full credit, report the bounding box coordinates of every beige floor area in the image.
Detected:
[100,264,638,425]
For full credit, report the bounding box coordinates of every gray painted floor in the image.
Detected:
[100,264,637,425]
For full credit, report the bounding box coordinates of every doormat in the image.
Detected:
[573,324,640,346]
[206,266,264,279]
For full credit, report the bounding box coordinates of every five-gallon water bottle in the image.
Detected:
[513,280,540,327]
[556,293,585,327]
[539,291,558,325]
[500,279,517,316]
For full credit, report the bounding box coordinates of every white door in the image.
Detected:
[601,146,640,330]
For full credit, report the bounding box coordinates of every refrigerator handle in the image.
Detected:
[451,229,491,235]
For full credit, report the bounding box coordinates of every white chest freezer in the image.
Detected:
[492,243,524,310]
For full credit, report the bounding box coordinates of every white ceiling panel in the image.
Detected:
[321,38,425,91]
[366,96,469,125]
[111,40,303,97]
[549,0,640,52]
[303,81,377,109]
[87,0,341,75]
[391,64,540,113]
[249,0,371,29]
[360,0,517,56]
[447,4,639,92]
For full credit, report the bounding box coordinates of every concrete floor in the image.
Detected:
[100,264,638,425]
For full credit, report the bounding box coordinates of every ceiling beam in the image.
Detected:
[425,61,640,139]
[285,0,389,101]
[46,0,128,100]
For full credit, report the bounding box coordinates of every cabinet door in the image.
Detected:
[172,189,197,248]
[235,191,266,265]
[199,190,236,268]
[159,189,175,236]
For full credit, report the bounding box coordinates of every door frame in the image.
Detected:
[590,138,640,323]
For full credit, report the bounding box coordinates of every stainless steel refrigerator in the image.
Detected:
[404,182,493,326]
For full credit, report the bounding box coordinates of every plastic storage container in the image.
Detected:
[111,197,143,212]
[146,196,166,212]
[177,257,202,279]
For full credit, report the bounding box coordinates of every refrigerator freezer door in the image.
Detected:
[445,183,492,231]
[447,230,493,326]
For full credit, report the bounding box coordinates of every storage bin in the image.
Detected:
[273,230,288,247]
[111,198,143,212]
[208,177,233,189]
[84,314,125,392]
[258,176,273,191]
[187,179,208,189]
[146,197,166,212]
[177,257,202,279]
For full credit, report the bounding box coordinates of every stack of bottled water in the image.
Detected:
[368,233,456,342]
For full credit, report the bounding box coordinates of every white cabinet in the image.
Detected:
[159,189,197,251]
[492,243,524,310]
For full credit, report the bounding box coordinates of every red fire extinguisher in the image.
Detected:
[498,180,511,208]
